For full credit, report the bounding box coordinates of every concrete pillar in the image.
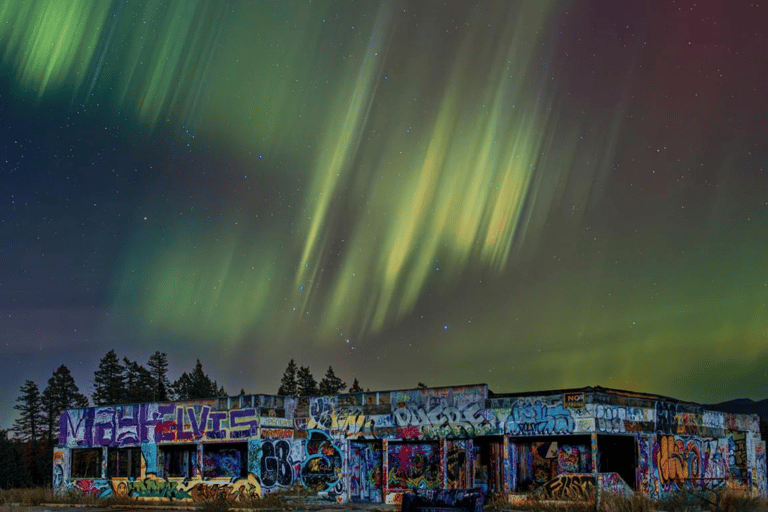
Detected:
[382,440,389,500]
[591,433,600,508]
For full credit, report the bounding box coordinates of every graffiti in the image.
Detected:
[188,474,261,502]
[637,435,652,497]
[656,435,701,488]
[260,440,293,488]
[702,439,728,481]
[393,402,499,439]
[755,442,766,494]
[598,473,632,496]
[61,403,259,447]
[557,445,580,473]
[446,442,467,489]
[388,442,440,490]
[728,431,747,481]
[203,447,246,478]
[110,475,192,500]
[260,417,293,428]
[141,443,157,474]
[72,479,111,498]
[261,428,292,439]
[703,411,725,430]
[676,413,701,436]
[349,442,382,502]
[591,404,653,433]
[301,430,344,499]
[655,401,678,432]
[108,473,261,502]
[307,397,382,437]
[507,400,574,436]
[538,474,595,500]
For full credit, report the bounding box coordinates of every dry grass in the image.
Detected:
[0,487,54,506]
[598,493,656,512]
[717,489,768,512]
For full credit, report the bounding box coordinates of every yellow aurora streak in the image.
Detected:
[2,1,562,344]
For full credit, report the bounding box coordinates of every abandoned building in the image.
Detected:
[54,385,767,504]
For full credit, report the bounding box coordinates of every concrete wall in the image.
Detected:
[55,386,767,503]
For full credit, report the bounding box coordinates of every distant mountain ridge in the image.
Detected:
[706,398,768,421]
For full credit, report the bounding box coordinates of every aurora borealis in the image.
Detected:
[1,0,767,426]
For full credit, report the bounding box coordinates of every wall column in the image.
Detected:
[101,446,108,479]
[382,440,389,501]
[591,433,600,507]
[441,438,448,489]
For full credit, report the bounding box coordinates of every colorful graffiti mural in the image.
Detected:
[54,385,767,504]
[590,404,654,433]
[61,404,259,447]
[507,400,574,436]
[301,430,345,501]
[538,474,595,500]
[655,435,701,489]
[388,442,440,490]
[393,402,500,439]
[349,442,382,502]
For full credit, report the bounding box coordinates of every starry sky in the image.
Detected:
[1,0,767,428]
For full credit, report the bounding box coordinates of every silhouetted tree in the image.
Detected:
[41,365,88,445]
[277,359,298,396]
[92,350,126,405]
[0,430,30,488]
[296,366,317,396]
[349,378,363,393]
[147,351,171,402]
[123,358,154,403]
[318,366,347,395]
[13,380,42,443]
[173,360,226,400]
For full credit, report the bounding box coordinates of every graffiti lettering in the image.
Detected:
[393,403,499,438]
[539,474,595,500]
[656,435,700,488]
[260,440,293,488]
[507,400,574,436]
[60,404,259,447]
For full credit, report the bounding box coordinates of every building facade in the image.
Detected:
[54,385,766,503]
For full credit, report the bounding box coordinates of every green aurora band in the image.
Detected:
[1,0,588,345]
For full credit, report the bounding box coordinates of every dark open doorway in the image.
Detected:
[598,435,637,489]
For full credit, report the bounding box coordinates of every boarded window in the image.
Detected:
[203,443,248,478]
[161,445,197,478]
[107,447,142,478]
[71,448,102,478]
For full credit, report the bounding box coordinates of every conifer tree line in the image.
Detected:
[277,359,364,396]
[6,353,362,489]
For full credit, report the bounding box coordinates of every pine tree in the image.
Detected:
[41,365,89,445]
[349,378,363,393]
[92,350,126,406]
[277,359,298,396]
[123,358,154,403]
[318,366,347,395]
[147,351,171,402]
[13,380,42,443]
[0,429,31,488]
[296,366,317,396]
[173,360,226,400]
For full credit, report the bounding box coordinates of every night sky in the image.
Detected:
[2,0,767,429]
